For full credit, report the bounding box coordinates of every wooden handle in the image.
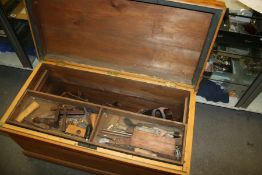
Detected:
[90,113,97,128]
[134,148,157,157]
[15,101,40,122]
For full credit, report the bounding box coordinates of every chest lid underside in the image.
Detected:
[26,0,225,88]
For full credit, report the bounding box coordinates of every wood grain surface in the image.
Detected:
[28,0,213,84]
[10,134,181,175]
[131,128,176,156]
[0,61,195,174]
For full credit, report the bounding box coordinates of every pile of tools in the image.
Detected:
[16,101,97,140]
[15,99,183,162]
[60,90,176,121]
[96,112,183,161]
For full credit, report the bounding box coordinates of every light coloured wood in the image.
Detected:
[15,101,40,122]
[2,124,77,145]
[169,0,225,9]
[23,150,116,175]
[96,148,185,174]
[15,135,181,175]
[182,91,196,172]
[0,62,42,124]
[183,97,189,123]
[90,113,97,128]
[2,123,185,174]
[0,61,196,174]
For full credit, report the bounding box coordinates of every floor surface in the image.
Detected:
[0,65,261,175]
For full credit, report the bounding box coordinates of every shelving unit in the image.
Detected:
[0,0,34,68]
[198,8,262,109]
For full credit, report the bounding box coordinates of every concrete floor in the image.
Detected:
[0,65,261,175]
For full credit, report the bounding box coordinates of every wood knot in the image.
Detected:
[73,19,81,26]
[111,0,128,11]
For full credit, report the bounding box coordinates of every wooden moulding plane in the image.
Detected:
[0,0,225,175]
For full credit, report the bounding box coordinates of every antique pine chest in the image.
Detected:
[0,0,225,174]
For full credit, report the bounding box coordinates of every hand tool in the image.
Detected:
[15,101,40,122]
[65,124,86,138]
[140,107,173,120]
[90,113,97,128]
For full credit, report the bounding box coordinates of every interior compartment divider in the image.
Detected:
[33,70,49,91]
[89,107,103,142]
[183,97,189,124]
[7,89,188,166]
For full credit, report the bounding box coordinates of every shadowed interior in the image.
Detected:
[28,64,190,122]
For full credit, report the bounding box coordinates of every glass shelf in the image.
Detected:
[205,53,261,87]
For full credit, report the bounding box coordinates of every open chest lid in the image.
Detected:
[25,0,225,88]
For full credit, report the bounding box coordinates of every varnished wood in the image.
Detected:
[0,61,195,174]
[44,59,195,91]
[183,97,189,124]
[170,0,225,9]
[23,150,117,175]
[27,0,214,85]
[0,62,43,124]
[131,129,176,156]
[182,92,196,172]
[7,89,185,155]
[11,134,179,175]
[2,121,186,173]
[0,0,225,174]
[15,101,39,122]
[41,64,189,103]
[33,69,48,91]
[28,63,189,122]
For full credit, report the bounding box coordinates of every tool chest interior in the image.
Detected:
[7,62,190,165]
[0,1,226,174]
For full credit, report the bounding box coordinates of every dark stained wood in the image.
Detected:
[43,64,189,103]
[33,70,48,91]
[28,0,213,84]
[43,81,185,121]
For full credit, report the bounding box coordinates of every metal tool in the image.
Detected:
[140,107,173,120]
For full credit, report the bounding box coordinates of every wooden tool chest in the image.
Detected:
[0,0,225,174]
